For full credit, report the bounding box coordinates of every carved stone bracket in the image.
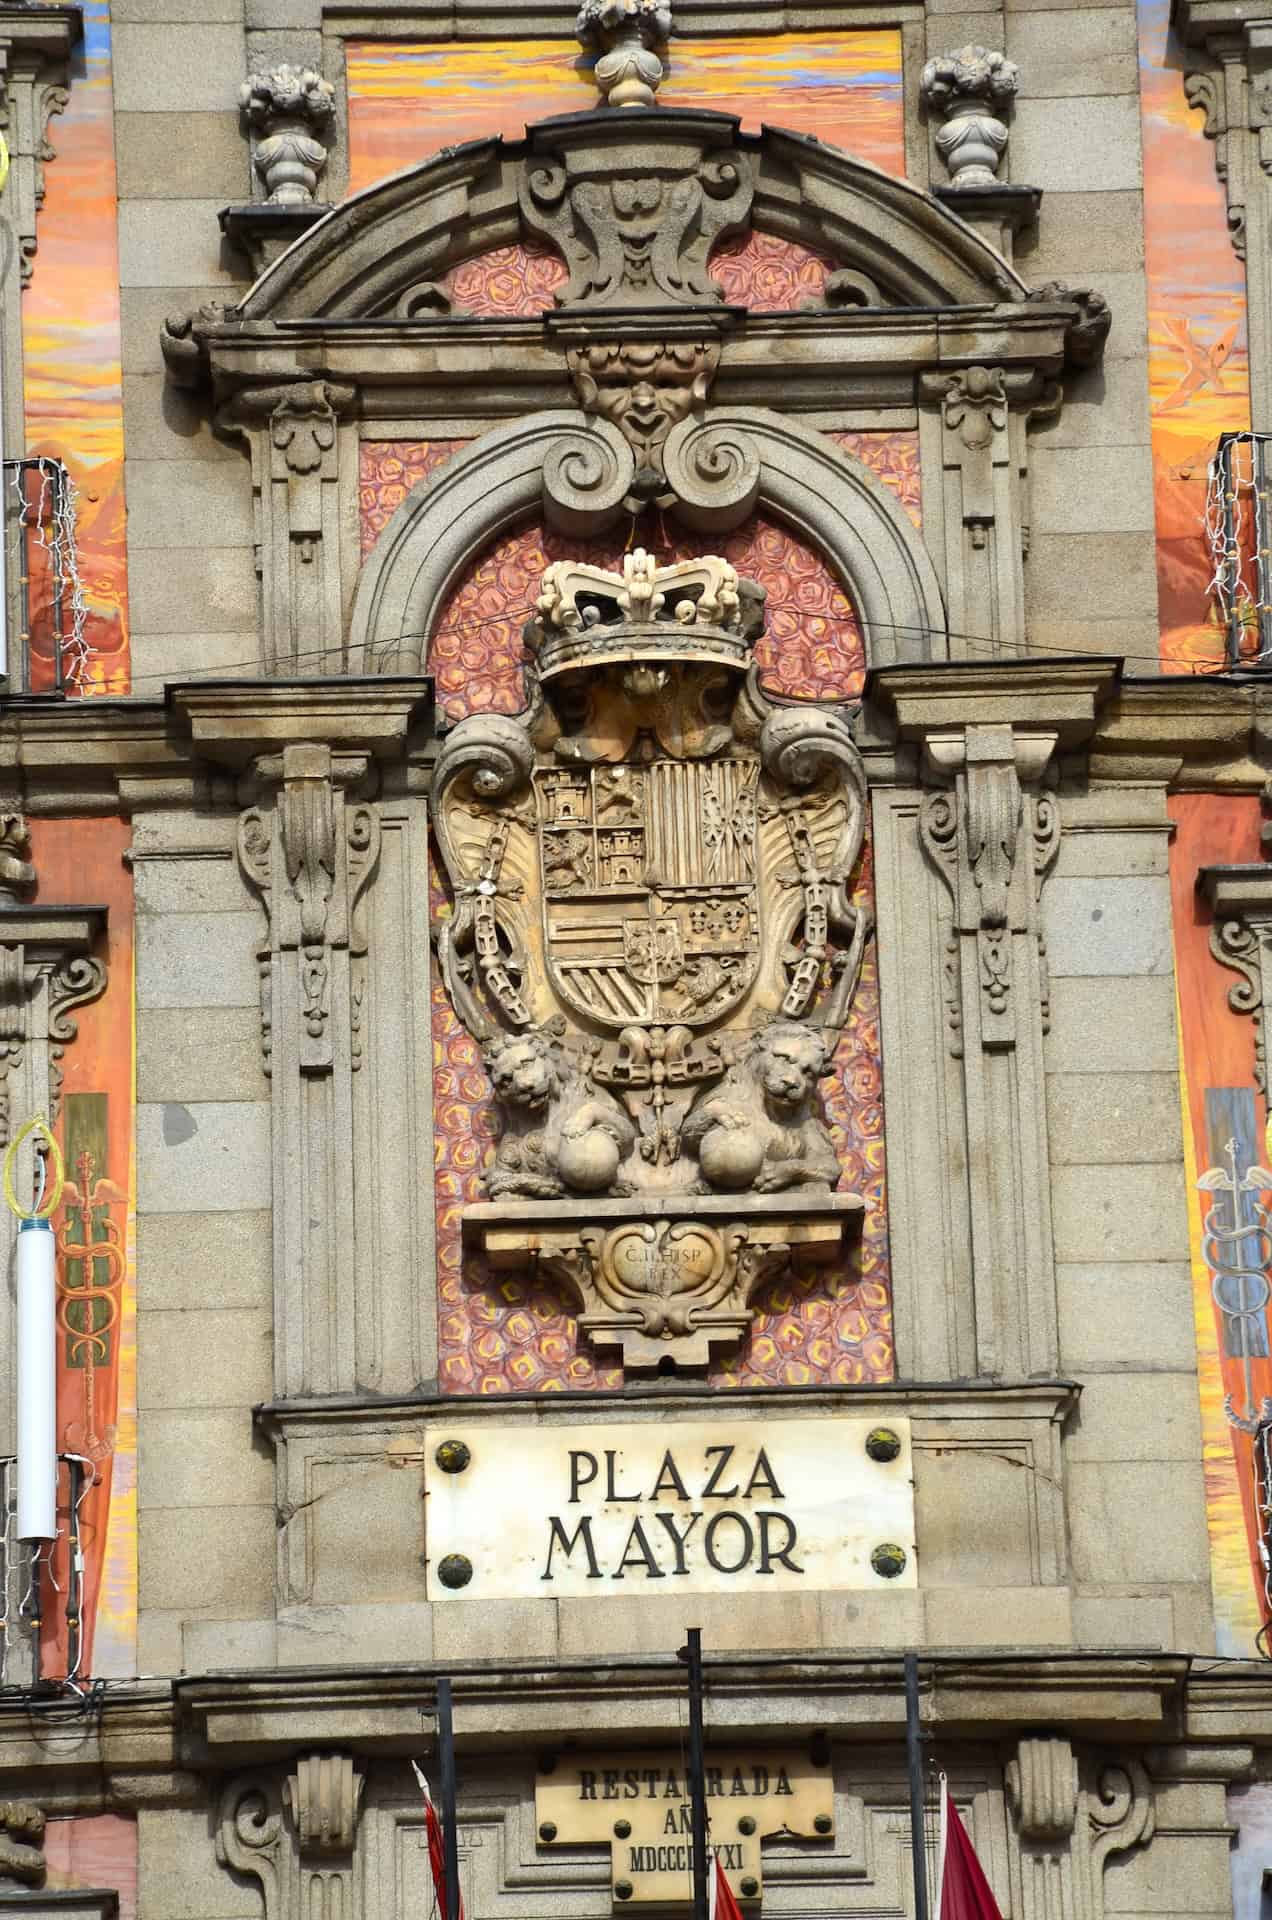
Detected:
[218,1762,366,1920]
[1006,1736,1154,1920]
[468,1191,863,1369]
[219,379,357,676]
[562,331,722,513]
[1199,862,1272,1093]
[238,742,378,1079]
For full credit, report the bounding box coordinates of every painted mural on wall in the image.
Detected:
[347,33,903,198]
[1170,794,1269,1656]
[27,818,135,1681]
[44,1814,137,1920]
[1139,0,1251,671]
[20,0,129,694]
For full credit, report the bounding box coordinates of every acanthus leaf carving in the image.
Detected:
[438,548,869,1369]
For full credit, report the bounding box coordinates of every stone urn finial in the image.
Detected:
[577,0,674,109]
[921,45,1020,188]
[239,64,336,205]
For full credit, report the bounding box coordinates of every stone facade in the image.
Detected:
[0,1,1270,1918]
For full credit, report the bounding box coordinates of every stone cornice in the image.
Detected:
[0,6,81,62]
[195,306,1075,424]
[167,676,433,768]
[1172,0,1266,47]
[866,658,1121,750]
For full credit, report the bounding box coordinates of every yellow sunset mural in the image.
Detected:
[347,32,904,196]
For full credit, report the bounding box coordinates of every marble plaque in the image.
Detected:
[535,1749,834,1906]
[422,1415,914,1600]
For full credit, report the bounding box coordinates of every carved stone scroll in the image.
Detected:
[218,1761,366,1920]
[433,549,870,1369]
[1199,862,1272,1094]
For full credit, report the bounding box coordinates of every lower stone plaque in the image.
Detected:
[422,1414,914,1600]
[535,1747,834,1906]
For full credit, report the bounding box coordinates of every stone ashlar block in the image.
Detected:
[922,1587,1073,1648]
[116,111,248,201]
[138,1208,271,1311]
[139,1406,273,1507]
[139,1804,262,1919]
[1051,1162,1190,1264]
[1030,443,1155,535]
[556,1589,825,1660]
[128,544,258,632]
[1065,1372,1203,1465]
[432,1598,559,1664]
[136,909,261,1009]
[1010,95,1143,191]
[1068,1460,1210,1586]
[112,24,246,113]
[275,1601,435,1666]
[126,459,253,549]
[138,1006,265,1104]
[140,1504,275,1612]
[1005,7,1138,97]
[1047,1069,1182,1165]
[1015,191,1145,276]
[123,377,243,463]
[1042,875,1173,977]
[138,1305,274,1409]
[137,1100,272,1214]
[1044,976,1178,1073]
[1070,1592,1175,1650]
[182,1614,278,1671]
[1056,1262,1197,1373]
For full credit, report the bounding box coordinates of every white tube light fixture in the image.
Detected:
[5,1115,63,1541]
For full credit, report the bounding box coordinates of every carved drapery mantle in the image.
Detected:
[871,660,1118,1379]
[170,681,429,1401]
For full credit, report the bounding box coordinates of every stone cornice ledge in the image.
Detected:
[173,1655,1188,1759]
[167,677,433,768]
[866,658,1120,751]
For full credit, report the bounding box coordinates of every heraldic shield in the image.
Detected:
[431,550,871,1368]
[536,759,761,1029]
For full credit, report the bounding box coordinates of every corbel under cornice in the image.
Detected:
[166,676,433,769]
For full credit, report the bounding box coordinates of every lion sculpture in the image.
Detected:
[484,1031,637,1200]
[681,1020,840,1193]
[0,1801,45,1887]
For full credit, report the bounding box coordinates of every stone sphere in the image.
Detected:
[698,1123,764,1191]
[558,1128,621,1193]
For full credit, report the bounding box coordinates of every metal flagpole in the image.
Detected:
[437,1676,461,1920]
[678,1628,710,1920]
[904,1653,930,1920]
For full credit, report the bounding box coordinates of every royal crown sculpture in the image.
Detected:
[433,549,872,1367]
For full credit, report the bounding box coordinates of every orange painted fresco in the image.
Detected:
[21,0,129,694]
[27,818,135,1680]
[346,33,904,197]
[1140,0,1250,672]
[1169,793,1269,1654]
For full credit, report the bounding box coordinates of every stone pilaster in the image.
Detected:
[870,661,1116,1380]
[220,380,357,677]
[169,681,432,1406]
[918,366,1037,661]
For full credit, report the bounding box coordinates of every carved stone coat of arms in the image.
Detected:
[432,550,872,1368]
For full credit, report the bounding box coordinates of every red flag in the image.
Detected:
[708,1850,746,1920]
[937,1777,1003,1920]
[412,1762,463,1920]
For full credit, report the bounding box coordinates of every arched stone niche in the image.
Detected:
[348,408,948,675]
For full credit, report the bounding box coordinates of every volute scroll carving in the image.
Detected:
[434,548,870,1369]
